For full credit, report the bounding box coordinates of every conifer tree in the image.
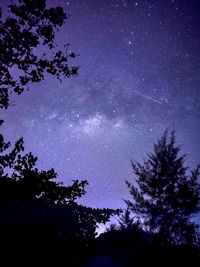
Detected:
[126,131,200,245]
[117,207,135,230]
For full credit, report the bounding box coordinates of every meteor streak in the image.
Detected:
[133,90,162,104]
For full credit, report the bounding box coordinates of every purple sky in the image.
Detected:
[1,0,200,215]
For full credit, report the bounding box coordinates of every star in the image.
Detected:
[2,0,200,213]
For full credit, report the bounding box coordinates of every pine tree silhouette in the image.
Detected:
[126,131,200,246]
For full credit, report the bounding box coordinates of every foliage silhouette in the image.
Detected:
[0,0,78,109]
[125,130,200,246]
[117,207,136,230]
[106,207,136,232]
[91,223,200,267]
[91,223,152,267]
[0,132,118,266]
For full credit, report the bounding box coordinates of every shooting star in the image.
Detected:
[133,90,163,104]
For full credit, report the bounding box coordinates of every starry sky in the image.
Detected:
[1,0,200,212]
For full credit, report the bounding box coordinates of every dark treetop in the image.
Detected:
[0,0,78,109]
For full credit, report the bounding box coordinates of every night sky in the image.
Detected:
[1,0,200,214]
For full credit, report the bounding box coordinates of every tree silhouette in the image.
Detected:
[117,207,136,230]
[0,132,118,266]
[96,210,152,267]
[106,208,136,231]
[125,131,200,246]
[0,0,78,109]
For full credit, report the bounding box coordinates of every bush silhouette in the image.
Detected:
[0,132,118,266]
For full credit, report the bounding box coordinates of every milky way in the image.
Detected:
[1,0,200,213]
